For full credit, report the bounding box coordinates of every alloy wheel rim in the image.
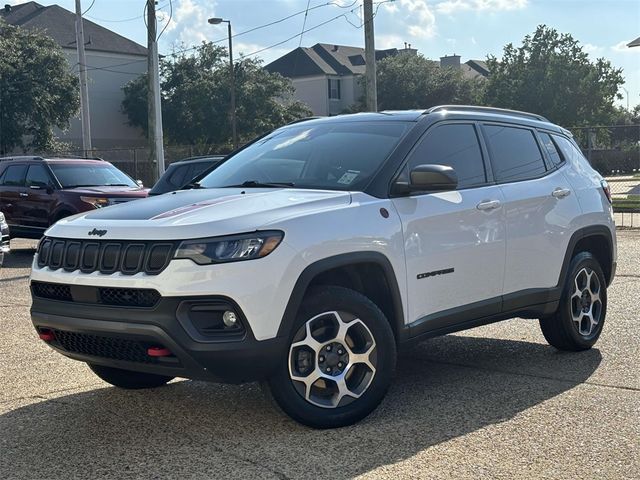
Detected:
[288,311,377,408]
[570,267,603,337]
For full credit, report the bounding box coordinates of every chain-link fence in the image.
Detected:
[572,125,640,228]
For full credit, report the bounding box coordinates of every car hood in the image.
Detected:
[63,186,148,196]
[47,188,352,240]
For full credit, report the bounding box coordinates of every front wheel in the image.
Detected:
[266,286,396,429]
[539,252,607,351]
[88,364,174,389]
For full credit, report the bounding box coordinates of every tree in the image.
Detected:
[0,21,79,153]
[122,42,311,149]
[372,53,484,111]
[484,25,624,127]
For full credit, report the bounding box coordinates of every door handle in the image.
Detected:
[552,188,571,199]
[19,192,29,197]
[477,199,501,211]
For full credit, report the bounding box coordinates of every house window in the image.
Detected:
[328,78,341,99]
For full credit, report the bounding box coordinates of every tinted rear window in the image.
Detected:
[484,125,546,182]
[0,165,27,186]
[539,132,564,166]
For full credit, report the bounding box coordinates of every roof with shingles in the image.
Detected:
[0,1,147,56]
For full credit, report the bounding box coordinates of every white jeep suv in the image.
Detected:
[30,106,616,428]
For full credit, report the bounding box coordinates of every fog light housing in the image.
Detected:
[223,310,238,328]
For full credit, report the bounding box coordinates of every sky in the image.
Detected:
[8,0,640,108]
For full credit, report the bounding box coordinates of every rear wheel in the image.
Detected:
[266,286,396,429]
[88,364,174,389]
[539,252,607,351]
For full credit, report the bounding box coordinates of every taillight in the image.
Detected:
[601,180,612,204]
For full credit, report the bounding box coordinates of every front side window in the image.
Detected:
[328,78,341,99]
[26,165,53,188]
[406,123,486,189]
[0,165,27,186]
[49,163,137,188]
[198,122,410,191]
[484,125,546,182]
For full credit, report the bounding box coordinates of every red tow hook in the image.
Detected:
[38,330,55,342]
[147,346,172,357]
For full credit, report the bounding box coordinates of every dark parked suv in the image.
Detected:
[0,156,148,239]
[149,156,224,196]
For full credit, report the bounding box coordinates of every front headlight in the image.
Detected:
[0,211,6,226]
[80,196,111,208]
[174,231,284,265]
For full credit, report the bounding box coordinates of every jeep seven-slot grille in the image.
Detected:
[52,330,156,364]
[32,281,161,308]
[37,237,176,275]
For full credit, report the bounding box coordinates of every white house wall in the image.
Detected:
[291,75,330,116]
[58,49,147,149]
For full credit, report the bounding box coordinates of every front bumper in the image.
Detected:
[30,295,288,383]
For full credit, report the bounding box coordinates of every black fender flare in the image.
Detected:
[277,252,405,341]
[557,225,615,289]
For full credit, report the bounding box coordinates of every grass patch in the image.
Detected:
[613,197,640,212]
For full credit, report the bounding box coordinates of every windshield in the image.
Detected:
[50,163,137,188]
[198,122,410,191]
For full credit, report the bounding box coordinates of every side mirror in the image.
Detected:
[136,180,144,188]
[393,164,458,195]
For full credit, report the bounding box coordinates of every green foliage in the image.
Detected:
[484,25,624,127]
[122,42,311,147]
[0,21,80,153]
[373,53,484,110]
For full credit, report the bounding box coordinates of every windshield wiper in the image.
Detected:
[226,180,295,188]
[104,183,132,187]
[181,181,204,190]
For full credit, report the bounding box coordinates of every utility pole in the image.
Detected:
[208,18,237,149]
[147,0,165,179]
[363,0,377,112]
[74,0,92,155]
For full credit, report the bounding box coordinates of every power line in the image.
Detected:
[243,1,395,58]
[86,2,170,23]
[163,0,360,58]
[298,0,312,48]
[82,0,96,15]
[157,0,173,40]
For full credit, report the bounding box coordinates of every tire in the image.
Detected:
[266,286,396,429]
[539,252,607,351]
[88,363,174,389]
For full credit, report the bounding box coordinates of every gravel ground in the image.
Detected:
[0,233,638,479]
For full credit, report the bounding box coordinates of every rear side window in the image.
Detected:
[552,135,587,164]
[407,124,486,188]
[484,125,547,182]
[539,132,564,166]
[0,165,27,186]
[26,165,53,187]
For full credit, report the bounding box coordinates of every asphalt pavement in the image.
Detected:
[1,233,639,479]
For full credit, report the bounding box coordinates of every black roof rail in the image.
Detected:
[426,105,550,123]
[0,155,45,162]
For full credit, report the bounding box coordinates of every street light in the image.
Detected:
[208,17,237,149]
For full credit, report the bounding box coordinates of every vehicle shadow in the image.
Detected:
[0,335,602,479]
[0,242,36,272]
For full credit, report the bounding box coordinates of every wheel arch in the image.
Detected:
[277,252,405,342]
[560,225,615,288]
